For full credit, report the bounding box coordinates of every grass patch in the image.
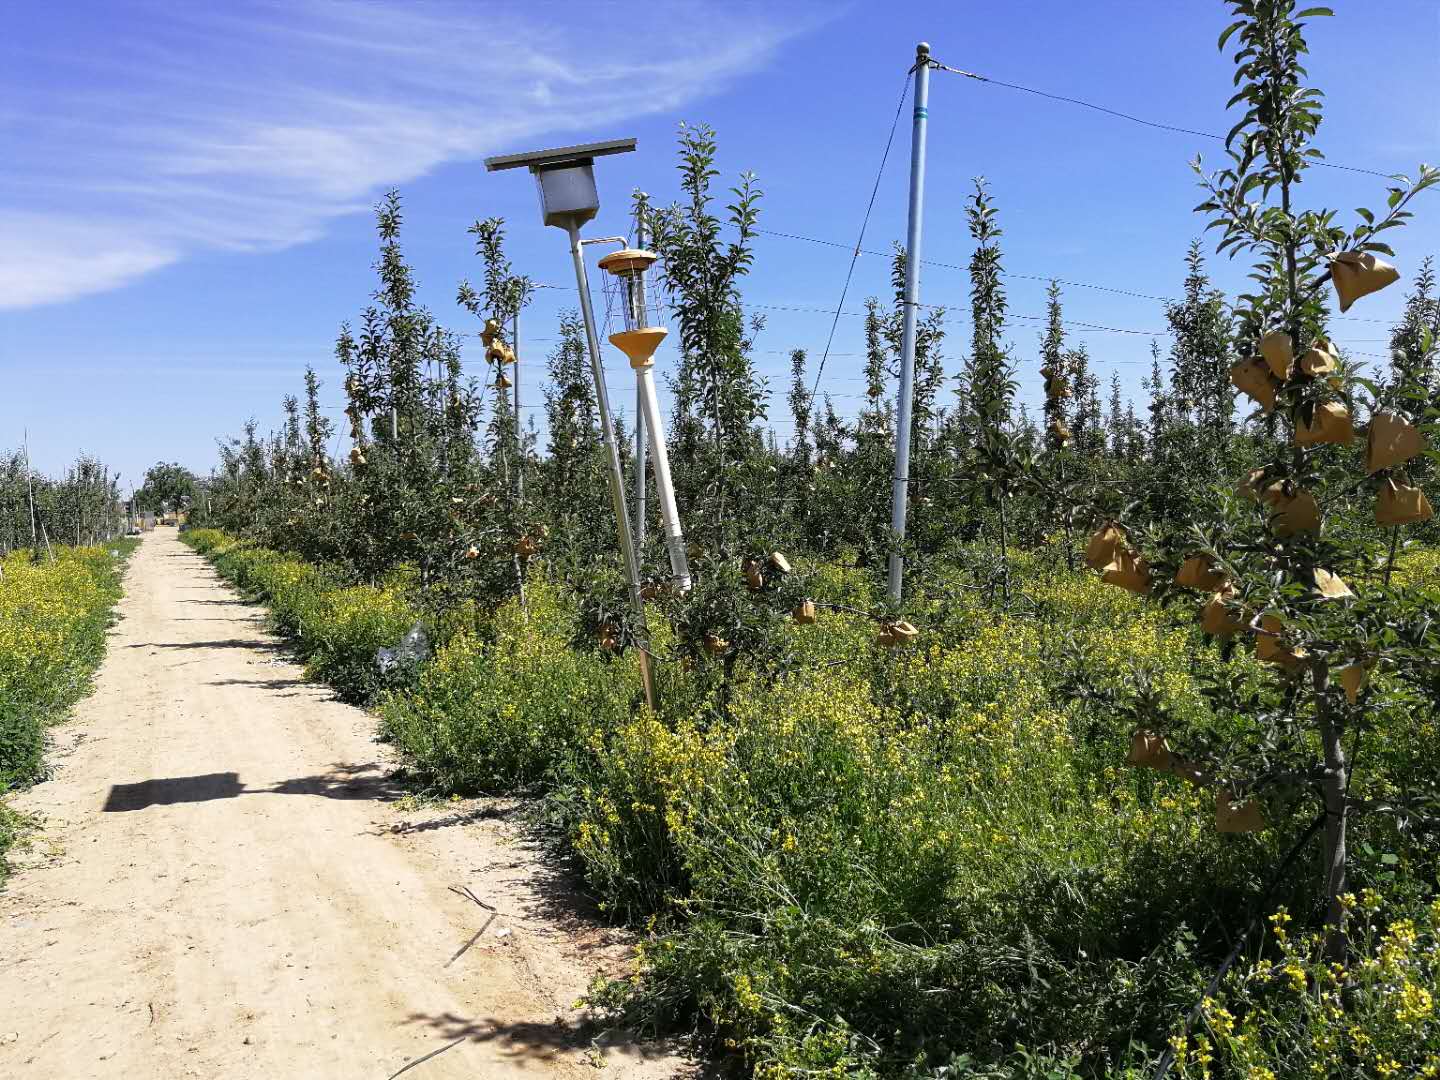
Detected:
[0,539,136,883]
[185,529,1440,1076]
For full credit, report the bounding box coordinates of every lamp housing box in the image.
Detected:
[533,162,599,227]
[484,138,637,230]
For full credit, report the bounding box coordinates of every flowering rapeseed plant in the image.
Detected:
[1,542,134,878]
[1173,894,1440,1079]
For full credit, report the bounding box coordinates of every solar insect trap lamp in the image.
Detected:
[598,243,692,593]
[484,138,658,710]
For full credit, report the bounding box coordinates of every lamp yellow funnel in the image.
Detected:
[609,326,668,370]
[597,247,659,275]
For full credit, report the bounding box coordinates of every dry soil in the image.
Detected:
[0,530,685,1079]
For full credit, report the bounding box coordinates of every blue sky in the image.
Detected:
[3,0,1437,488]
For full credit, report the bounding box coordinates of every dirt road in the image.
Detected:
[1,532,681,1079]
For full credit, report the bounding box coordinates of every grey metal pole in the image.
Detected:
[624,198,691,592]
[886,42,932,603]
[512,308,524,503]
[24,429,37,548]
[636,391,647,546]
[565,220,658,711]
[633,201,648,551]
[633,364,691,591]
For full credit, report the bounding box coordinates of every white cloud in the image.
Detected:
[0,0,825,310]
[0,214,179,310]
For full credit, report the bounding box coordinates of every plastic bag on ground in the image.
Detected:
[376,623,430,675]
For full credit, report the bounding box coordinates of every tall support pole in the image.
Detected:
[565,220,658,711]
[886,42,932,603]
[633,200,648,551]
[636,387,647,547]
[623,201,691,592]
[633,363,690,591]
[23,429,37,549]
[512,308,524,503]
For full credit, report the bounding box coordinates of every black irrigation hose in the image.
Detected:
[1152,810,1327,1079]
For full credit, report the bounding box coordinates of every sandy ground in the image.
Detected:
[0,531,686,1079]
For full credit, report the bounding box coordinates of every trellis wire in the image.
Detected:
[930,61,1406,180]
[748,229,1395,324]
[809,67,914,400]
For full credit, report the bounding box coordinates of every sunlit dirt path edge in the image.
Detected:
[0,530,688,1079]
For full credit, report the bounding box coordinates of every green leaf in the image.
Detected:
[1381,853,1400,866]
[1353,377,1383,398]
[1217,20,1245,49]
[1294,7,1335,17]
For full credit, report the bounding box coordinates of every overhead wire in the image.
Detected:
[810,67,914,400]
[470,245,1395,330]
[303,57,1408,453]
[754,228,1180,303]
[928,62,1406,180]
[750,228,1393,323]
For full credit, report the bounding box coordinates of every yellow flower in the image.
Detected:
[1209,1006,1235,1035]
[1397,981,1434,1025]
[1269,910,1291,942]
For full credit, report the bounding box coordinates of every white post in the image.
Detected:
[886,42,932,603]
[23,429,37,549]
[634,202,648,551]
[512,308,524,503]
[634,370,690,591]
[636,386,647,547]
[625,201,691,592]
[566,221,658,710]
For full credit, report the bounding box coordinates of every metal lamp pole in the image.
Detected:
[886,42,933,603]
[512,308,523,503]
[564,221,658,709]
[486,139,657,710]
[636,382,647,548]
[622,318,690,592]
[599,250,691,592]
[633,196,649,551]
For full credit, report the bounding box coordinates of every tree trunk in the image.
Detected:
[998,491,1011,605]
[1316,667,1349,963]
[1057,457,1075,572]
